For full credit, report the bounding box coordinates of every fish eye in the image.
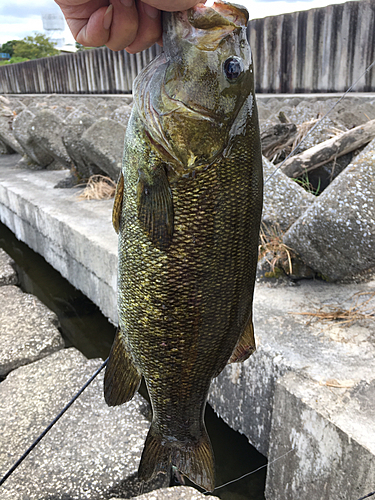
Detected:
[223,57,244,83]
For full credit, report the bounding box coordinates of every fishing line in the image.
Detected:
[0,358,108,488]
[264,59,375,184]
[202,446,295,494]
[2,52,374,498]
[357,491,375,500]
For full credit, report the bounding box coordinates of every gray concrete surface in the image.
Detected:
[283,139,375,281]
[265,372,375,500]
[82,117,126,179]
[0,284,64,376]
[0,159,118,323]
[0,348,167,500]
[209,279,375,457]
[0,154,374,499]
[0,248,17,286]
[262,156,315,230]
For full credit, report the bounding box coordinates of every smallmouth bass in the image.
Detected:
[104,1,263,492]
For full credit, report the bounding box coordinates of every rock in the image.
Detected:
[0,285,64,376]
[28,109,72,169]
[82,117,126,180]
[283,139,375,281]
[129,486,218,499]
[13,109,55,168]
[262,156,315,231]
[110,104,133,128]
[0,106,24,155]
[0,95,11,107]
[0,248,17,286]
[0,137,16,154]
[62,109,105,181]
[0,348,167,500]
[95,101,125,118]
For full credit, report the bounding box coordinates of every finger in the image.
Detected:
[65,4,111,46]
[105,0,140,51]
[142,0,203,11]
[60,0,112,47]
[125,0,162,54]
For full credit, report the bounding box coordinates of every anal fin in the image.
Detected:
[229,317,256,363]
[104,328,141,406]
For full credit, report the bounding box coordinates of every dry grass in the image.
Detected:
[258,224,295,275]
[319,379,356,388]
[270,117,344,164]
[291,291,375,326]
[78,175,116,200]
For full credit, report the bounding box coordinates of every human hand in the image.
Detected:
[55,0,203,53]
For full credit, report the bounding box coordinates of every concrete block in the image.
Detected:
[283,139,375,280]
[265,372,375,500]
[12,109,55,168]
[0,248,17,286]
[0,348,167,499]
[0,107,24,155]
[28,109,72,169]
[0,137,16,154]
[62,110,104,180]
[110,104,133,128]
[82,117,126,180]
[0,285,64,376]
[262,156,315,231]
[209,278,375,458]
[0,158,118,323]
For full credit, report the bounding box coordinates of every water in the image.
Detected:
[0,220,267,499]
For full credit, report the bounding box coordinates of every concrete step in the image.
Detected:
[0,158,118,323]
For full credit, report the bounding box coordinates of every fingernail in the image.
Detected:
[120,0,133,6]
[103,4,113,30]
[143,2,159,19]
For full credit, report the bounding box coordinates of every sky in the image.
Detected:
[0,0,351,48]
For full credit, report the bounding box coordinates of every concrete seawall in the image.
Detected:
[1,152,374,499]
[0,156,118,323]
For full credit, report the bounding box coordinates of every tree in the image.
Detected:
[0,40,18,57]
[12,33,59,60]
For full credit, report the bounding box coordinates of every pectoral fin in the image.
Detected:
[104,328,141,406]
[229,318,256,363]
[137,166,174,251]
[112,172,124,234]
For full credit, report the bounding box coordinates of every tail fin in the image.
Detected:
[138,422,215,492]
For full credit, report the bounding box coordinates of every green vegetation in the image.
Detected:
[1,40,18,57]
[13,33,59,59]
[0,57,29,66]
[292,172,321,196]
[0,33,59,65]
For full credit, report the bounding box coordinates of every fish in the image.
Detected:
[104,1,263,492]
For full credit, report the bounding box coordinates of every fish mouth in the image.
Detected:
[163,1,249,51]
[188,1,249,29]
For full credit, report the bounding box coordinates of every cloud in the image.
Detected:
[0,0,67,45]
[0,0,55,18]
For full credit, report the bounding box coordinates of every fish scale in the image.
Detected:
[104,1,262,492]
